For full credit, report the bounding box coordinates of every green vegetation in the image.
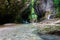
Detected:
[29,0,37,22]
[53,0,60,18]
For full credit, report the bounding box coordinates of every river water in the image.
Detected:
[0,24,60,40]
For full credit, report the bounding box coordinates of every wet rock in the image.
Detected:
[47,30,60,36]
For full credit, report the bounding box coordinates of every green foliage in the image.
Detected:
[54,0,60,5]
[56,12,60,18]
[53,0,60,18]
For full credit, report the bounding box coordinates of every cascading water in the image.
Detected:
[45,0,52,19]
[48,15,51,19]
[48,9,57,19]
[34,0,56,20]
[31,0,56,21]
[45,0,56,19]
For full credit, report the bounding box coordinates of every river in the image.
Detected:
[0,24,60,40]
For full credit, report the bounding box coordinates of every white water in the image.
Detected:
[40,0,55,19]
[46,0,56,19]
[48,15,51,19]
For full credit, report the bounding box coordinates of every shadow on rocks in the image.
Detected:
[46,30,60,36]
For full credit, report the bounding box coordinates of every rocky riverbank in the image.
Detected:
[0,19,60,40]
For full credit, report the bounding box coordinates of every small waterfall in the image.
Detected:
[45,0,56,19]
[48,9,57,19]
[47,10,56,19]
[48,15,51,19]
[35,0,55,19]
[34,0,56,20]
